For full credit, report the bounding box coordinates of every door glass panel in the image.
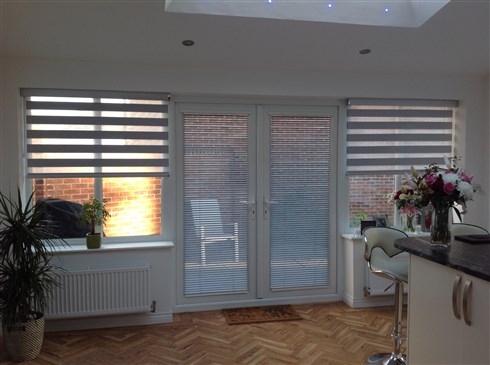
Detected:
[269,115,331,290]
[183,113,249,295]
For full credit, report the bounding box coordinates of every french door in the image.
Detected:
[177,103,337,305]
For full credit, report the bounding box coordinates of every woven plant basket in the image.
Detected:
[2,312,45,362]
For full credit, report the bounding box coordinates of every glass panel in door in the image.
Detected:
[183,113,249,296]
[268,114,332,291]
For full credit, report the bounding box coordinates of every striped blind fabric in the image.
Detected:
[183,113,249,296]
[269,115,331,290]
[346,98,457,175]
[22,88,169,178]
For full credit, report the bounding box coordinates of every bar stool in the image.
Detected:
[451,223,489,236]
[364,227,409,365]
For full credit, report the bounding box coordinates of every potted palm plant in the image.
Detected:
[0,189,61,361]
[78,197,110,249]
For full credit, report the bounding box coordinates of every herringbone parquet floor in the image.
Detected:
[0,302,406,365]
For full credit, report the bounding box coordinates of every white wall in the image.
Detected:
[1,56,489,329]
[486,4,490,232]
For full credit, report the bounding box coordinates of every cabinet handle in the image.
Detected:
[463,280,472,326]
[452,275,461,319]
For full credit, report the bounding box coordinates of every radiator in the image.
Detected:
[46,265,151,319]
[364,266,395,296]
[364,266,408,297]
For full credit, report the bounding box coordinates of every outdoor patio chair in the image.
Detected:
[190,199,239,265]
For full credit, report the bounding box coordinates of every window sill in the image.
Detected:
[50,241,174,255]
[341,233,364,240]
[341,231,430,241]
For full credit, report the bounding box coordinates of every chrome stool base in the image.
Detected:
[367,282,406,365]
[366,352,406,365]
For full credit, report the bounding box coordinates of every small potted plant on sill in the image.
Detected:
[79,197,110,249]
[351,212,368,236]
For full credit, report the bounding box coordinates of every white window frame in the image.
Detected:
[21,88,174,245]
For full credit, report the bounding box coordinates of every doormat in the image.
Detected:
[222,305,302,325]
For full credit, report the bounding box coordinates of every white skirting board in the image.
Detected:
[45,311,173,333]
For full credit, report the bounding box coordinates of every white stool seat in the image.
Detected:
[370,249,409,283]
[451,223,489,236]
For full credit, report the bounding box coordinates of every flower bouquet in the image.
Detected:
[405,156,480,245]
[388,186,421,232]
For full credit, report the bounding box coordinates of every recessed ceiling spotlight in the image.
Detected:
[182,40,195,47]
[359,48,372,55]
[385,8,390,13]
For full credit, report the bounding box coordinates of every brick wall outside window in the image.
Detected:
[349,174,395,227]
[33,177,162,237]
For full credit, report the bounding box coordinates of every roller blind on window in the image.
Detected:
[22,88,170,178]
[346,98,457,175]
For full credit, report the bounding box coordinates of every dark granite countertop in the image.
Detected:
[395,236,490,282]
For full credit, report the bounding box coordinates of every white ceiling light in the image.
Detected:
[164,0,452,28]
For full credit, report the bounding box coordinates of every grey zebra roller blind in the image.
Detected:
[22,88,170,178]
[346,98,457,175]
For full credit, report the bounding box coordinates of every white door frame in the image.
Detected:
[174,102,339,312]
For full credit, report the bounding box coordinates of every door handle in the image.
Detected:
[452,275,461,319]
[462,280,472,326]
[263,200,278,217]
[240,201,256,220]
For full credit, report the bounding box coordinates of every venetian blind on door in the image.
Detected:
[346,98,457,175]
[269,115,331,290]
[183,113,249,296]
[22,88,169,178]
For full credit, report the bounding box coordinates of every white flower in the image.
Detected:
[444,156,452,168]
[458,181,474,201]
[405,172,418,189]
[442,172,459,184]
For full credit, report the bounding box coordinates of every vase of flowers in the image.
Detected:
[406,157,479,247]
[389,185,421,232]
[430,200,452,245]
[401,214,416,232]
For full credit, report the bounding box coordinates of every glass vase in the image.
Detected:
[402,215,415,232]
[430,202,451,247]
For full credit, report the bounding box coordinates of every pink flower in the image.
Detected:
[425,174,438,185]
[443,182,455,195]
[400,203,420,217]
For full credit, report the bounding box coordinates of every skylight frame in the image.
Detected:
[164,0,451,28]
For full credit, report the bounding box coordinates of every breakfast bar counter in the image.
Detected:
[395,236,490,365]
[395,236,490,282]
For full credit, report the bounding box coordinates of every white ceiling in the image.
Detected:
[2,0,489,76]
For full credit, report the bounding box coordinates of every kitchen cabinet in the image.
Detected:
[407,254,489,365]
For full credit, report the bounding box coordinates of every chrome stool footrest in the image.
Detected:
[390,326,407,341]
[367,352,406,365]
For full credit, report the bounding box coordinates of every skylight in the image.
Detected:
[164,0,451,28]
